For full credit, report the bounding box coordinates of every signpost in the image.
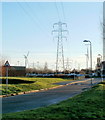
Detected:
[4,61,10,95]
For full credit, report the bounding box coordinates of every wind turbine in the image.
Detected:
[24,51,29,68]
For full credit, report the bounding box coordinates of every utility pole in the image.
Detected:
[85,46,89,69]
[83,40,93,87]
[52,21,68,73]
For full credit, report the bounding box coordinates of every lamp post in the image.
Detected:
[83,40,92,87]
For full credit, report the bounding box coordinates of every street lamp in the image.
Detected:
[83,40,92,87]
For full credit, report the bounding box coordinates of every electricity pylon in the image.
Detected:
[52,21,68,72]
[65,58,72,71]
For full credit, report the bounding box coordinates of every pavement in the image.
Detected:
[2,78,102,114]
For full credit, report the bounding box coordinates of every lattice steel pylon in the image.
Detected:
[52,21,68,72]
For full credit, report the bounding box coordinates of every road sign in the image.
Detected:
[4,61,10,67]
[4,61,10,95]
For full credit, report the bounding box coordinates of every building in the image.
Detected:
[96,57,101,77]
[101,61,105,77]
[2,61,26,77]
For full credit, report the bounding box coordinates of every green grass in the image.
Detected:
[2,81,105,120]
[0,77,73,95]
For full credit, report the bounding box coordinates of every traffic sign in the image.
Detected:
[4,61,10,67]
[4,61,10,95]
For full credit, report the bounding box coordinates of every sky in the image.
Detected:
[1,1,103,70]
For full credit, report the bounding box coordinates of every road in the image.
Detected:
[2,78,102,114]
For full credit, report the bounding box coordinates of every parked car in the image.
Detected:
[26,73,38,77]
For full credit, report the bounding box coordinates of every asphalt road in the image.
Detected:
[2,78,102,114]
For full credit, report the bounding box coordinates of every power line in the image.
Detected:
[54,1,61,21]
[23,1,48,31]
[60,2,66,22]
[16,1,47,36]
[54,1,66,22]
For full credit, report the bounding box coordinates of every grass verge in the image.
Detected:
[0,77,73,95]
[2,81,105,120]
